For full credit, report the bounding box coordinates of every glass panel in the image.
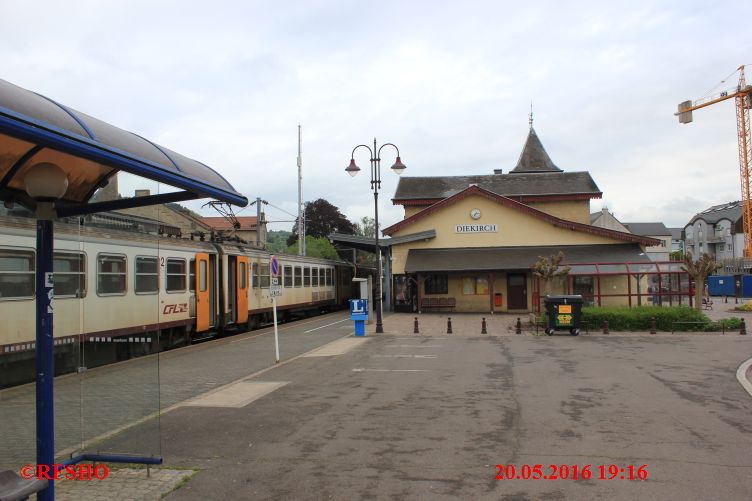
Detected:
[98,254,126,295]
[284,265,292,287]
[200,260,207,292]
[252,262,259,288]
[0,249,35,298]
[597,264,627,274]
[304,267,311,286]
[628,262,658,274]
[569,264,597,275]
[135,256,158,294]
[312,268,319,287]
[260,263,270,288]
[239,261,247,289]
[294,266,302,287]
[166,258,187,292]
[189,259,196,291]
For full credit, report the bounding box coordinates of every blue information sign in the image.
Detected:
[350,299,368,336]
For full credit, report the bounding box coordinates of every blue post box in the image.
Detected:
[350,299,369,336]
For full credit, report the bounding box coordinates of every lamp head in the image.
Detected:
[345,158,360,177]
[390,156,406,176]
[24,162,69,200]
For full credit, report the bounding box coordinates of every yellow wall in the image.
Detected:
[404,206,426,218]
[526,200,591,224]
[390,194,627,275]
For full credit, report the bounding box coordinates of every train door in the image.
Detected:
[237,256,249,324]
[228,256,236,324]
[196,253,210,332]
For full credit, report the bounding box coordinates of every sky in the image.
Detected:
[2,0,751,232]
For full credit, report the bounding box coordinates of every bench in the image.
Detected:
[420,297,456,312]
[0,470,48,501]
[702,297,713,310]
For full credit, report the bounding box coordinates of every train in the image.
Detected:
[0,212,363,388]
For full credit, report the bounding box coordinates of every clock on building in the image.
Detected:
[470,208,481,220]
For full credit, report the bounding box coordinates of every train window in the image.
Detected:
[260,262,270,288]
[304,267,311,287]
[239,261,247,289]
[54,252,86,298]
[134,256,158,294]
[0,249,35,299]
[283,265,292,288]
[199,260,207,292]
[312,268,319,287]
[166,258,187,292]
[252,262,259,288]
[189,259,196,291]
[98,254,127,295]
[325,268,332,286]
[294,266,302,287]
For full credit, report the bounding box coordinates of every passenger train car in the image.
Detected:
[0,214,357,388]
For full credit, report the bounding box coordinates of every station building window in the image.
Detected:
[134,256,158,294]
[0,249,34,299]
[54,252,86,298]
[424,274,448,295]
[98,254,127,295]
[462,276,488,295]
[166,258,187,292]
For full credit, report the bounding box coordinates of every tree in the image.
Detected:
[287,199,355,246]
[532,251,571,296]
[286,236,340,260]
[354,216,376,238]
[266,230,291,254]
[682,252,721,310]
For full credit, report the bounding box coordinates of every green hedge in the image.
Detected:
[577,306,741,332]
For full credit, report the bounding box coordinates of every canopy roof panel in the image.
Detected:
[0,79,247,212]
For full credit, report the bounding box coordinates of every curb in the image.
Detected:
[735,357,752,397]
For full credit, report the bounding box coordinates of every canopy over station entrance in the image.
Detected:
[0,78,247,500]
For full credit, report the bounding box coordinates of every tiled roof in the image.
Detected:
[510,127,562,173]
[622,222,670,237]
[202,216,258,230]
[688,201,742,225]
[392,171,601,203]
[383,184,659,246]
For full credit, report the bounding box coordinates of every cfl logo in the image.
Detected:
[163,303,188,314]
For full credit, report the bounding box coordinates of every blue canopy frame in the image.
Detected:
[0,78,247,501]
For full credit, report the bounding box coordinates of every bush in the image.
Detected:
[734,301,752,312]
[580,306,711,332]
[704,317,742,332]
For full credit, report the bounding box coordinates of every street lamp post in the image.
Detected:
[346,138,406,334]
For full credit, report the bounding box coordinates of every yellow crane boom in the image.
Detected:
[677,65,752,256]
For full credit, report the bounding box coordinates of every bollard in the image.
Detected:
[603,320,609,334]
[481,317,487,334]
[741,318,747,335]
[515,317,522,335]
[725,295,728,303]
[650,316,656,335]
[414,317,419,334]
[447,317,453,334]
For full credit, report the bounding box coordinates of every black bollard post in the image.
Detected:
[447,317,453,334]
[414,317,419,334]
[650,316,657,335]
[603,320,609,334]
[725,295,728,303]
[481,317,487,334]
[515,317,522,335]
[741,318,747,335]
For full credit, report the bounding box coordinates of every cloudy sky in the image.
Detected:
[2,0,751,231]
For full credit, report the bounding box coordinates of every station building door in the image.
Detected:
[507,272,528,310]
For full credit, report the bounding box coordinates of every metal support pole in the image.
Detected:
[36,208,55,501]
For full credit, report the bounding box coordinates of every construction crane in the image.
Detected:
[677,65,752,255]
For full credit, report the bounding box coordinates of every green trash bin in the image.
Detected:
[543,295,583,336]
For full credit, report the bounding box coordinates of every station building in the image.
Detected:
[370,126,690,313]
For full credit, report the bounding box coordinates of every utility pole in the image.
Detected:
[297,124,306,256]
[256,196,262,248]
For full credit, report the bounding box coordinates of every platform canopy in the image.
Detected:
[0,78,247,215]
